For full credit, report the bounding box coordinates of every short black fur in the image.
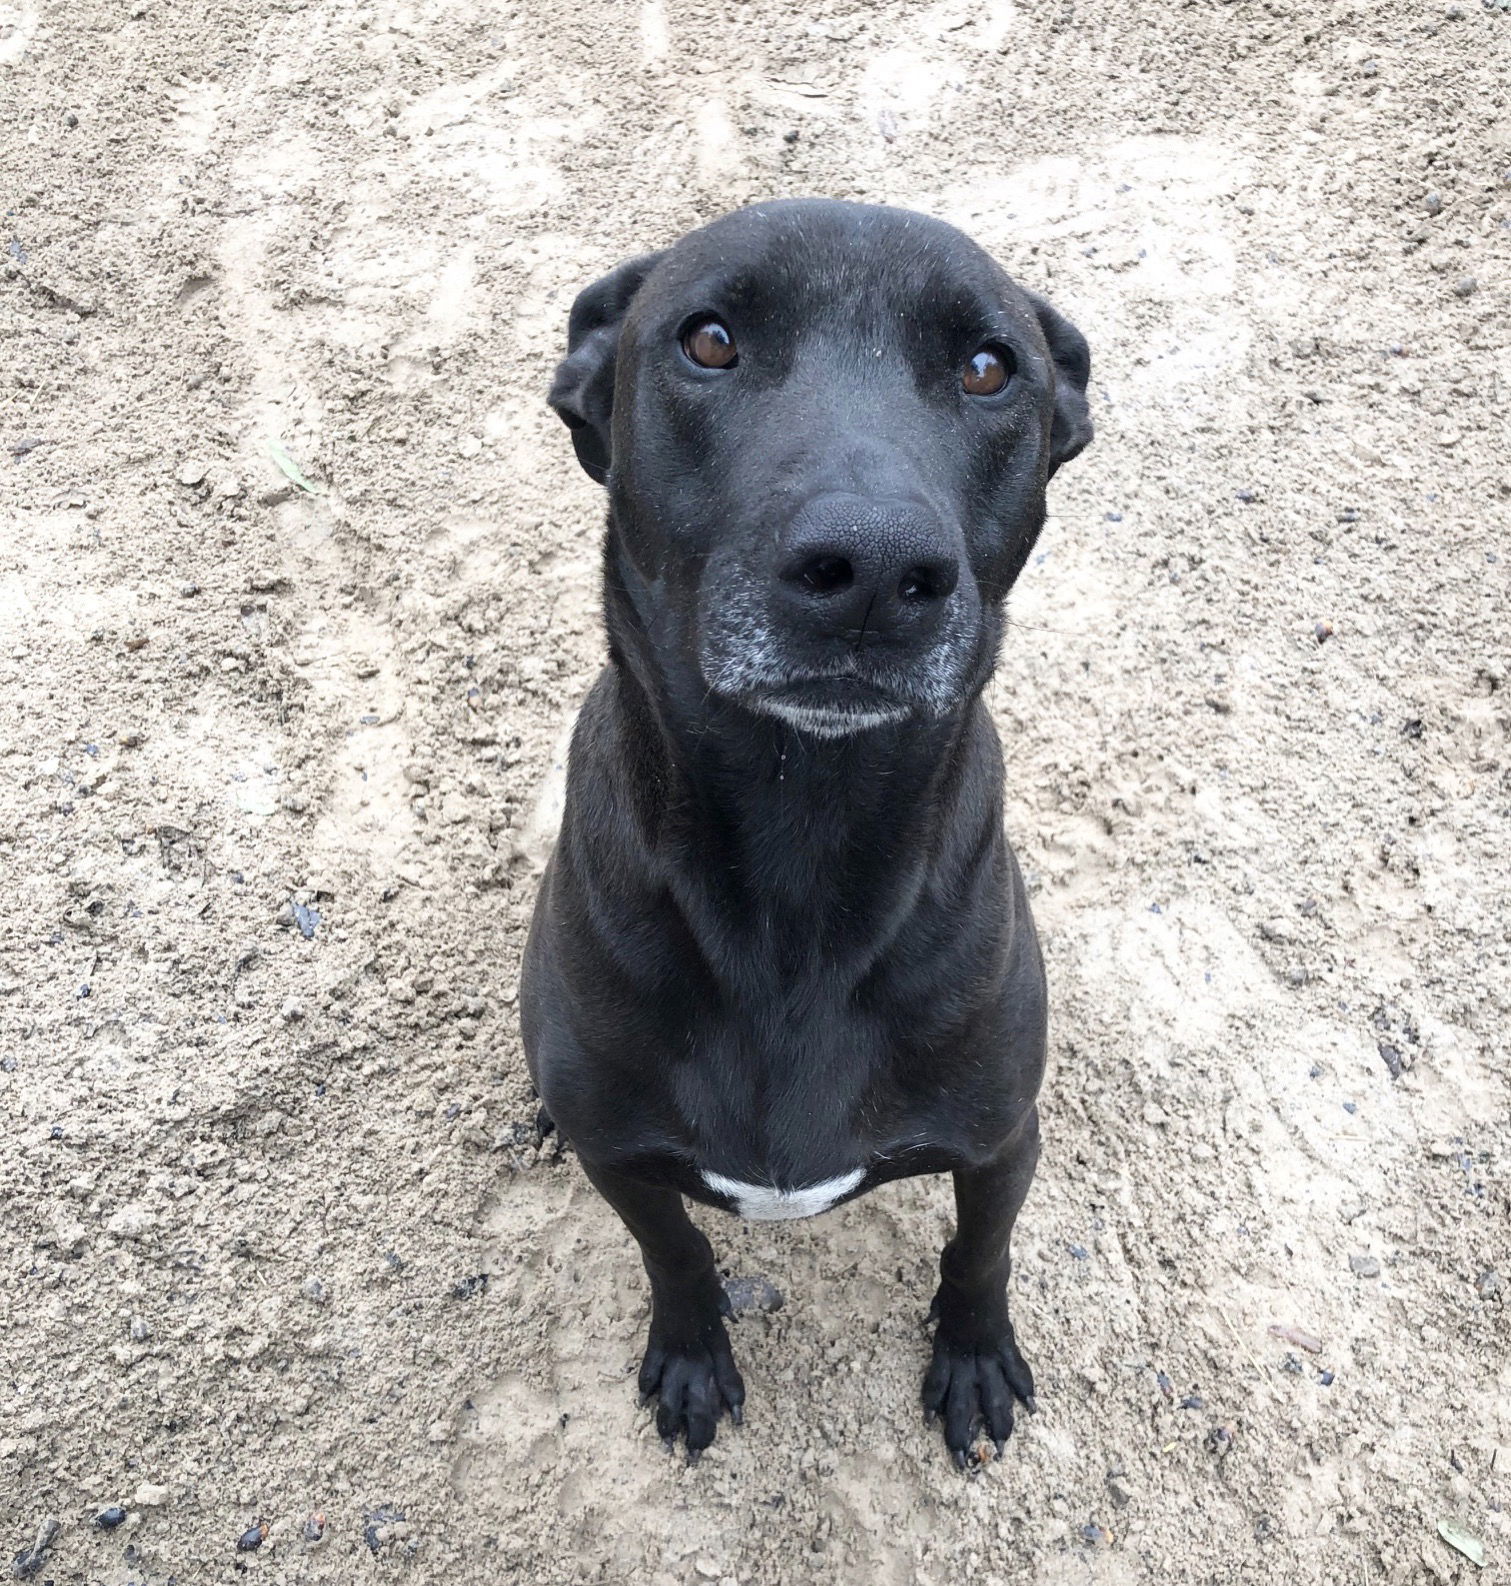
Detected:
[522,198,1092,1463]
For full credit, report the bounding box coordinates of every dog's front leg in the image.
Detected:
[923,1107,1040,1465]
[581,1159,745,1457]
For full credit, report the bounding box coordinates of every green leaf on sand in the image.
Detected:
[268,440,321,495]
[1438,1520,1486,1568]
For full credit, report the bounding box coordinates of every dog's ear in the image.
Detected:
[548,251,667,485]
[1025,291,1093,478]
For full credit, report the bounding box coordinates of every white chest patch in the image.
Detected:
[702,1168,866,1221]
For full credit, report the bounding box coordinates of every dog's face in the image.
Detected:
[549,200,1092,738]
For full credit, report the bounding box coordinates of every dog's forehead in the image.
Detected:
[638,200,1029,329]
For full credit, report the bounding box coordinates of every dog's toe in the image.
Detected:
[638,1323,746,1456]
[923,1314,1036,1467]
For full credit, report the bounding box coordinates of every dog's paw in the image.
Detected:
[921,1313,1035,1467]
[638,1320,745,1459]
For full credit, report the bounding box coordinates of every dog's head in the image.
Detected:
[549,199,1092,739]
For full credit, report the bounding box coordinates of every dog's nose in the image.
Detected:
[776,496,959,642]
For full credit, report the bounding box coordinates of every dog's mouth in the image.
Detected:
[743,676,913,739]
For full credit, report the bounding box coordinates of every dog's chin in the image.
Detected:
[735,678,918,740]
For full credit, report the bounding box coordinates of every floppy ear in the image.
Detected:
[547,251,667,485]
[1025,290,1093,478]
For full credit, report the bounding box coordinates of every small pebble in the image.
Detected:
[128,1314,150,1342]
[179,581,200,597]
[1268,1323,1322,1353]
[281,998,305,1021]
[723,1274,785,1315]
[303,1512,326,1547]
[177,459,209,487]
[1314,620,1334,644]
[1423,192,1443,215]
[236,1520,267,1552]
[301,1275,329,1304]
[134,1482,170,1507]
[363,1508,408,1553]
[1349,1253,1380,1278]
[95,1506,128,1530]
[1453,276,1478,298]
[1319,1370,1335,1387]
[11,1518,60,1581]
[1474,1269,1502,1299]
[1180,1394,1204,1410]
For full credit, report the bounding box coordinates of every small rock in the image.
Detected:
[301,1276,330,1305]
[1453,276,1478,298]
[363,1507,408,1553]
[177,459,209,487]
[723,1274,784,1315]
[11,1517,60,1581]
[427,1421,453,1444]
[1314,620,1334,644]
[236,1520,267,1552]
[128,1314,150,1343]
[1475,1269,1502,1299]
[387,979,416,1004]
[106,1204,157,1241]
[281,998,305,1022]
[1106,1475,1136,1508]
[457,433,482,458]
[1423,192,1444,215]
[95,1507,128,1530]
[289,901,320,940]
[134,1482,170,1508]
[303,1512,327,1548]
[1349,1253,1381,1278]
[179,581,201,597]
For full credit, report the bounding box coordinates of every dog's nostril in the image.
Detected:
[897,562,957,603]
[790,554,854,596]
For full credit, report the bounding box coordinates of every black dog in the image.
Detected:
[521,198,1092,1465]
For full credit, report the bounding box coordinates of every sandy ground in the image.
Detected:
[2,0,1509,1581]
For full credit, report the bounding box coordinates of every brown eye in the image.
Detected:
[963,345,1013,396]
[682,318,738,369]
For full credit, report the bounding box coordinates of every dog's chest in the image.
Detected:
[699,1167,866,1221]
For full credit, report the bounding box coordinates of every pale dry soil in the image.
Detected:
[1,1,1508,1583]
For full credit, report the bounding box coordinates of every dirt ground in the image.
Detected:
[2,0,1509,1581]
